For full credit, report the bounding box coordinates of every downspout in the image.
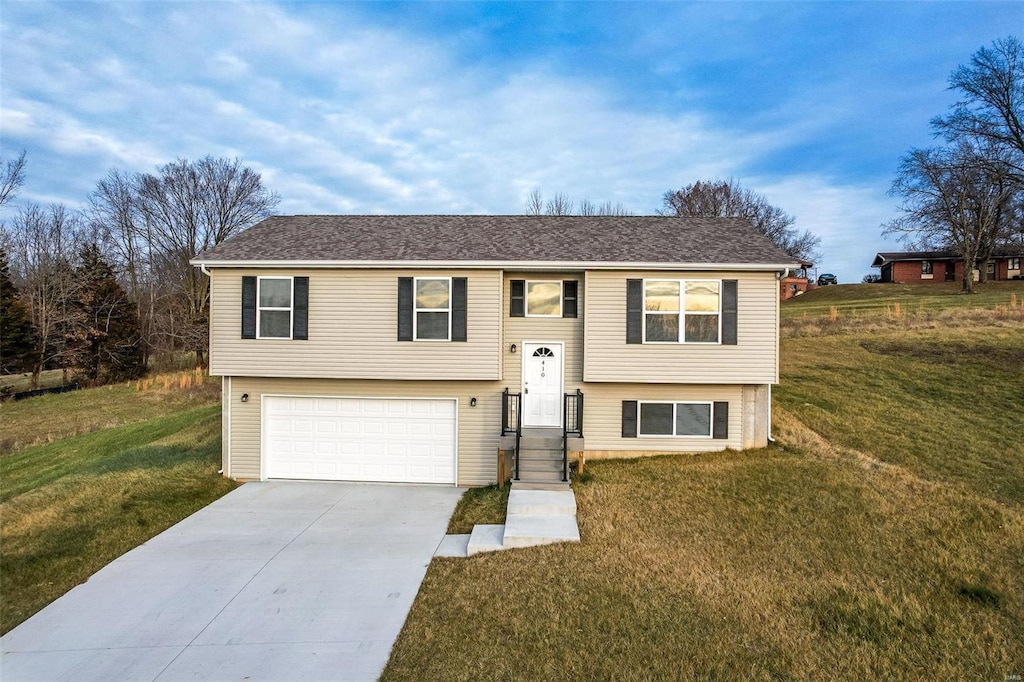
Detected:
[769,268,787,443]
[221,376,231,475]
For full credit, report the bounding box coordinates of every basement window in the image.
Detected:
[638,401,712,437]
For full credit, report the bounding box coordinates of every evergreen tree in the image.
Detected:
[66,244,145,384]
[0,247,37,374]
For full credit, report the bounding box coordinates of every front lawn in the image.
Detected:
[384,298,1024,680]
[0,377,236,634]
[385,448,1022,680]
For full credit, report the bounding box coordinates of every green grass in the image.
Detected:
[776,326,1024,507]
[446,484,509,534]
[783,280,1024,319]
[0,387,236,634]
[384,288,1024,680]
[0,370,217,454]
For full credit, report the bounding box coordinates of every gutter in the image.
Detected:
[189,258,799,273]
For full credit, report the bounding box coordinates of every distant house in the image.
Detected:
[191,215,798,487]
[871,249,1024,284]
[779,259,813,300]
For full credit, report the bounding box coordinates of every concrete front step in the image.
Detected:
[464,486,581,556]
[503,515,581,547]
[466,524,506,556]
[507,489,577,517]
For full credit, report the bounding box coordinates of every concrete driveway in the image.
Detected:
[1,481,463,681]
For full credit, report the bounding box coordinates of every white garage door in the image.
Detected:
[264,396,456,484]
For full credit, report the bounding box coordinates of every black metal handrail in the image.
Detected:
[562,389,584,482]
[502,388,523,480]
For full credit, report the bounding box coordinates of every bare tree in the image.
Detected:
[933,36,1024,181]
[526,190,635,217]
[87,170,163,364]
[135,156,279,365]
[0,150,27,209]
[6,203,83,385]
[884,142,1016,293]
[594,200,635,216]
[524,189,545,216]
[545,192,574,216]
[661,178,821,261]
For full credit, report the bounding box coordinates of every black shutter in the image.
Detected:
[626,279,642,344]
[452,277,467,342]
[563,280,578,318]
[241,276,256,339]
[292,277,309,340]
[398,277,413,341]
[622,400,638,438]
[713,401,729,439]
[722,280,738,345]
[510,279,525,317]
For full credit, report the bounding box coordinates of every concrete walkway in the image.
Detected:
[1,481,463,682]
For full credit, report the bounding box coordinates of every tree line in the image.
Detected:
[525,182,822,263]
[885,35,1024,293]
[1,155,278,387]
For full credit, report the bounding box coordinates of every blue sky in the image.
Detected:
[2,2,1021,282]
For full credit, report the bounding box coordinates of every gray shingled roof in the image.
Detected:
[195,215,798,266]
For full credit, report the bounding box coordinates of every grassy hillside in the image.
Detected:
[0,373,236,634]
[384,284,1024,680]
[783,280,1024,317]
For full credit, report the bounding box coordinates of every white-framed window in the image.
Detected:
[414,277,451,341]
[921,261,933,275]
[1009,257,1020,271]
[638,401,713,437]
[257,276,293,339]
[643,279,721,344]
[526,280,563,317]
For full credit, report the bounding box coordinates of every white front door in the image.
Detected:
[522,342,563,427]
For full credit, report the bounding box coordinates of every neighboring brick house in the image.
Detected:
[780,260,813,300]
[872,249,1024,284]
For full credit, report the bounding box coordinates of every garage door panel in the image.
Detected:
[264,396,456,484]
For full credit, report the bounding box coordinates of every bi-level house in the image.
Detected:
[191,215,798,487]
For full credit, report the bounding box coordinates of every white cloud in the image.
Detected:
[2,0,937,275]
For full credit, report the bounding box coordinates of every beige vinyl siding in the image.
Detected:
[580,383,746,454]
[583,270,779,384]
[501,274,583,390]
[226,377,502,486]
[209,269,501,380]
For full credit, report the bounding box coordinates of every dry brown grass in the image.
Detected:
[385,435,1023,680]
[783,301,1024,338]
[0,369,219,455]
[386,294,1024,680]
